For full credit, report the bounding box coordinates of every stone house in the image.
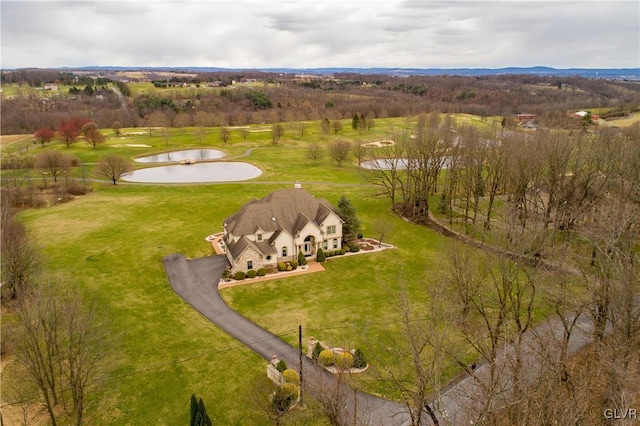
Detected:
[223,185,343,273]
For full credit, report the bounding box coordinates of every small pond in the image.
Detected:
[121,162,262,183]
[135,149,226,163]
[360,157,452,170]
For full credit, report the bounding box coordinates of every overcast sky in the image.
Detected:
[1,0,638,70]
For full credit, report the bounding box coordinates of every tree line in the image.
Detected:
[2,70,638,135]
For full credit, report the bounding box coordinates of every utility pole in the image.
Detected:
[299,325,304,406]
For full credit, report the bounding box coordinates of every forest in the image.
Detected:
[2,68,639,135]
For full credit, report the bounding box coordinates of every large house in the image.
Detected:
[222,186,343,273]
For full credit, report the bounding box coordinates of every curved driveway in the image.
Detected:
[163,253,411,425]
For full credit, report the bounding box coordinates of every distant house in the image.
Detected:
[43,83,58,91]
[222,185,343,273]
[516,113,536,122]
[574,111,599,121]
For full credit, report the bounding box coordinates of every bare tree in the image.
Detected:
[328,139,351,167]
[372,217,394,247]
[35,149,72,182]
[10,278,107,426]
[365,134,406,208]
[307,143,323,163]
[0,199,39,300]
[271,123,285,144]
[111,120,122,137]
[331,120,343,134]
[95,154,132,185]
[351,142,367,167]
[220,127,231,144]
[173,112,191,134]
[84,127,106,149]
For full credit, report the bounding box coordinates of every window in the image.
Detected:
[282,247,288,257]
[323,240,328,250]
[327,225,336,235]
[247,260,253,270]
[257,233,263,242]
[266,255,272,261]
[333,239,338,249]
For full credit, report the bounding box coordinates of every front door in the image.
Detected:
[303,236,315,256]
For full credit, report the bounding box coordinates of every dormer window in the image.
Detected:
[257,233,263,242]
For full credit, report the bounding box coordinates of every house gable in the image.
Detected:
[222,187,343,271]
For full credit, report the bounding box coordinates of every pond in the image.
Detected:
[121,162,262,183]
[135,149,226,163]
[360,157,452,170]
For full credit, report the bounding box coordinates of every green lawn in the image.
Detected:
[1,116,574,424]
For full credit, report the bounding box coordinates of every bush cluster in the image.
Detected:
[350,245,360,253]
[247,269,257,278]
[233,271,245,280]
[318,350,335,367]
[272,383,298,413]
[289,259,298,269]
[277,262,286,271]
[316,247,326,262]
[336,352,354,370]
[257,268,267,277]
[282,369,300,384]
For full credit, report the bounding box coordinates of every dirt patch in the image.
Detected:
[362,140,394,148]
[0,134,32,145]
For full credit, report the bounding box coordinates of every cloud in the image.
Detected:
[1,0,638,69]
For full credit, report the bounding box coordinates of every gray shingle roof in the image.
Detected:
[224,188,339,237]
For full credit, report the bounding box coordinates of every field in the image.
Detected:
[0,118,429,425]
[0,116,578,425]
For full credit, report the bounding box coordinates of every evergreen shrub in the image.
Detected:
[353,348,367,369]
[276,359,287,372]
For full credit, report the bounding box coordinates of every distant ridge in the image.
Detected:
[53,66,640,79]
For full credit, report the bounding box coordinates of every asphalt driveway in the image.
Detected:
[163,253,411,425]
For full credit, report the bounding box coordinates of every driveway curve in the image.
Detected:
[163,253,411,425]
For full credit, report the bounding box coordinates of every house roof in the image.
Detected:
[224,188,341,238]
[225,235,277,260]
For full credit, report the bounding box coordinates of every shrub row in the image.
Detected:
[231,267,267,281]
[324,249,347,258]
[313,344,368,370]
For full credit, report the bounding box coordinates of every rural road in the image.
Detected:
[164,253,607,425]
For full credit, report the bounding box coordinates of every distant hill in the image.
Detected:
[65,65,640,79]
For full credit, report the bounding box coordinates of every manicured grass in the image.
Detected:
[2,115,580,424]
